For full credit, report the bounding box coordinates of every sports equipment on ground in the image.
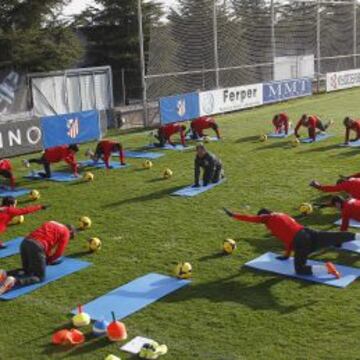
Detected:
[223,239,237,254]
[52,329,85,346]
[163,168,173,179]
[72,305,91,327]
[143,160,153,169]
[299,203,313,215]
[105,355,121,360]
[87,237,102,252]
[84,172,94,182]
[29,190,40,201]
[139,341,168,359]
[259,134,268,142]
[79,216,92,230]
[10,215,25,225]
[175,262,192,279]
[93,319,109,336]
[107,312,128,342]
[291,138,300,147]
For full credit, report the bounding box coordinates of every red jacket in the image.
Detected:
[340,198,360,231]
[0,159,12,171]
[44,146,78,175]
[191,117,220,138]
[28,221,70,264]
[345,120,360,143]
[318,178,360,199]
[0,205,43,234]
[233,212,304,256]
[273,113,289,134]
[295,115,321,141]
[159,123,186,146]
[97,140,125,169]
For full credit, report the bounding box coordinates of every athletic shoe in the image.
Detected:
[326,262,341,279]
[0,276,15,295]
[22,159,30,168]
[0,241,6,249]
[0,269,7,284]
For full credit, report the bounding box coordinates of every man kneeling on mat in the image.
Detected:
[193,144,224,188]
[0,158,16,191]
[189,116,221,140]
[310,178,360,200]
[85,139,126,169]
[0,196,47,249]
[223,207,360,277]
[23,144,79,178]
[272,113,290,135]
[0,221,77,295]
[154,123,187,148]
[294,114,332,142]
[343,117,360,145]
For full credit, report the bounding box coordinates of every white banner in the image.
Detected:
[199,83,263,116]
[326,69,360,92]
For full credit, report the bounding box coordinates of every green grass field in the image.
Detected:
[2,88,360,360]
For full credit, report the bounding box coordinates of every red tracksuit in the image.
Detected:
[340,199,360,231]
[233,213,304,257]
[0,159,15,189]
[28,221,70,264]
[97,140,125,169]
[317,178,360,199]
[44,146,78,175]
[345,120,360,143]
[191,117,220,138]
[295,115,322,141]
[273,113,289,134]
[159,123,186,146]
[0,205,43,235]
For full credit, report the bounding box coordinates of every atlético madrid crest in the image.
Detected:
[67,118,79,139]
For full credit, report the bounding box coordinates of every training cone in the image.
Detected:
[72,305,91,327]
[107,312,128,342]
[105,355,121,360]
[93,319,109,337]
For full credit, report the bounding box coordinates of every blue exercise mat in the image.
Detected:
[148,144,194,151]
[0,237,23,259]
[339,140,360,148]
[334,219,360,228]
[79,160,129,170]
[0,187,30,198]
[185,135,219,142]
[124,151,164,160]
[245,252,360,288]
[341,240,360,254]
[172,179,226,197]
[267,130,294,138]
[300,133,332,143]
[25,172,80,182]
[0,257,91,300]
[71,273,190,322]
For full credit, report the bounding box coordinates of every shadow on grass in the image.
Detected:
[254,142,291,151]
[198,252,225,262]
[69,250,92,259]
[297,143,342,154]
[102,186,185,208]
[235,135,259,144]
[163,271,314,314]
[336,148,360,157]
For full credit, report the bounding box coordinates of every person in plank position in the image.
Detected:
[86,139,126,169]
[223,207,359,277]
[343,117,360,145]
[0,197,47,249]
[189,116,221,140]
[310,178,360,200]
[272,113,290,135]
[0,159,16,190]
[24,144,79,178]
[154,123,187,147]
[0,221,77,294]
[193,144,224,187]
[294,114,332,142]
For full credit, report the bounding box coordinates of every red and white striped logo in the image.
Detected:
[67,118,79,139]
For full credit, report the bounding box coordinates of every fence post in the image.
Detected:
[137,0,148,127]
[316,0,321,93]
[354,0,357,69]
[213,0,220,88]
[121,68,126,105]
[271,0,276,80]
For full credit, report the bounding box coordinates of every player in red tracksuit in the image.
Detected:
[294,114,332,142]
[0,221,76,294]
[0,159,15,190]
[343,117,360,144]
[154,123,187,147]
[223,207,358,277]
[310,178,360,199]
[24,144,79,178]
[190,117,221,140]
[86,139,126,169]
[0,196,46,249]
[272,113,290,135]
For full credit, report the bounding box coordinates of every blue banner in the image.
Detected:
[41,110,101,149]
[263,78,312,104]
[160,92,200,124]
